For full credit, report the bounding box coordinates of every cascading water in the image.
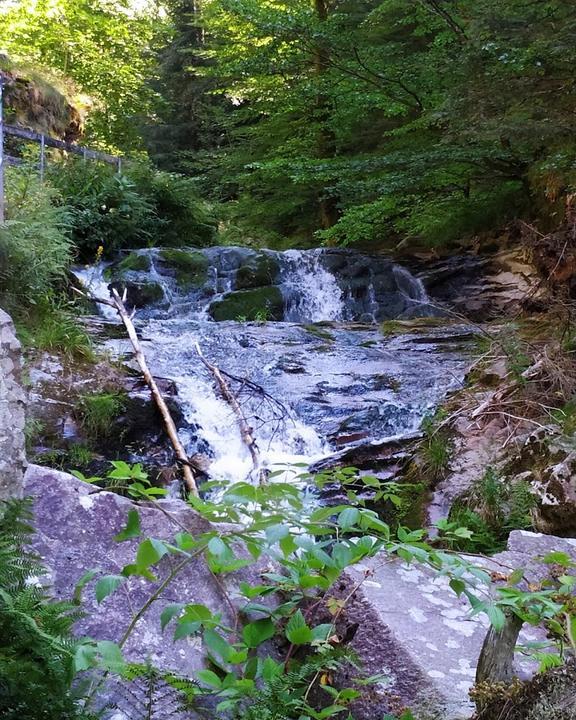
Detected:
[76,246,468,489]
[280,249,345,322]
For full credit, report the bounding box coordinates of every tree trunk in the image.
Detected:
[475,610,524,688]
[313,0,340,230]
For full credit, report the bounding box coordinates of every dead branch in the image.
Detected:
[195,342,267,486]
[74,286,198,496]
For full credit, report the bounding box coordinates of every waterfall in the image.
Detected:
[280,249,345,322]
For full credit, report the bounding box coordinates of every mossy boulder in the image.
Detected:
[108,280,164,308]
[104,252,151,281]
[209,287,284,321]
[158,249,209,289]
[235,253,279,290]
[116,253,151,273]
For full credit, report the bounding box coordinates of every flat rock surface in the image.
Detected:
[345,531,576,720]
[24,464,262,717]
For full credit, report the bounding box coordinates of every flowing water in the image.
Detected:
[76,247,473,487]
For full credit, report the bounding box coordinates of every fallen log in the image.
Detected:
[74,286,198,496]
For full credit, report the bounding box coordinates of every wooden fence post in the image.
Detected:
[0,74,5,224]
[39,134,46,183]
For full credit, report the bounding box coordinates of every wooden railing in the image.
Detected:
[0,74,122,222]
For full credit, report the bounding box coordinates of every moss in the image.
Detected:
[209,287,284,321]
[117,252,151,273]
[380,317,450,336]
[235,253,279,290]
[303,324,335,342]
[158,248,209,289]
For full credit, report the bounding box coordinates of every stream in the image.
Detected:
[77,247,473,490]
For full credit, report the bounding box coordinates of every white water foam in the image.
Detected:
[281,249,345,322]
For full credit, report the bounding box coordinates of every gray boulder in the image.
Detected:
[343,531,576,720]
[24,464,264,716]
[0,308,26,500]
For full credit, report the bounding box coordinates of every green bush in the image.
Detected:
[49,160,217,260]
[0,167,73,308]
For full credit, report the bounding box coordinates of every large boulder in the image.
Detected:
[209,286,284,321]
[157,248,210,290]
[341,530,576,720]
[0,309,26,500]
[24,464,265,717]
[235,252,279,290]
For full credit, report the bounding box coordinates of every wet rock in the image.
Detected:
[0,309,26,499]
[109,280,164,308]
[105,252,152,278]
[507,427,576,536]
[157,248,210,289]
[209,286,284,321]
[343,530,576,720]
[235,252,279,290]
[23,465,266,717]
[414,251,545,322]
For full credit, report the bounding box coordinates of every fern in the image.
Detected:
[0,498,92,720]
[110,662,200,720]
[230,650,354,720]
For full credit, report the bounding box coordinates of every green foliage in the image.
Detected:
[0,0,167,151]
[49,160,216,260]
[72,461,168,500]
[446,469,537,553]
[76,391,126,440]
[15,295,94,360]
[82,466,538,719]
[420,410,451,481]
[0,498,93,720]
[0,167,73,308]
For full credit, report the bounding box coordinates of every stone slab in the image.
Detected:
[0,308,26,500]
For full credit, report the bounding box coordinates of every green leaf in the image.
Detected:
[449,578,466,596]
[485,604,507,631]
[265,524,290,544]
[197,669,223,689]
[242,618,275,648]
[208,536,228,558]
[286,609,313,645]
[73,569,98,604]
[114,509,141,542]
[204,628,231,662]
[160,603,184,631]
[96,640,125,672]
[95,575,125,604]
[136,538,168,568]
[338,508,359,530]
[74,642,97,672]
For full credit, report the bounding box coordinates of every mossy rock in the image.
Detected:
[158,248,209,289]
[235,253,279,290]
[109,280,164,308]
[209,287,284,321]
[116,252,151,273]
[104,252,151,281]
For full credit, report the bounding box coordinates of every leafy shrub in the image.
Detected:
[49,160,217,260]
[0,167,73,308]
[49,161,155,260]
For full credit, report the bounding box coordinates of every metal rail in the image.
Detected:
[0,73,122,224]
